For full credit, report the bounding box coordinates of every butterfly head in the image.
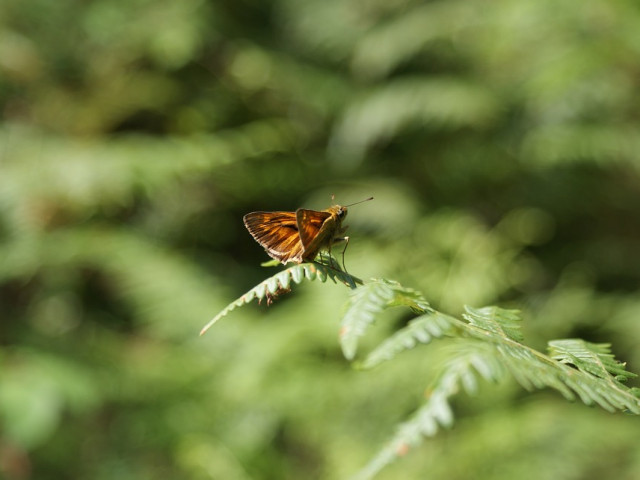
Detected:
[327,205,348,220]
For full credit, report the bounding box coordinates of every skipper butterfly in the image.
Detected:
[243,197,373,265]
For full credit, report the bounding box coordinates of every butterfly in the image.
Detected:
[243,197,373,266]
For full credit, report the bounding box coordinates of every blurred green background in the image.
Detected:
[2,0,640,478]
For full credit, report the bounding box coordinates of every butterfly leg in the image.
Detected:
[331,236,349,271]
[343,237,351,271]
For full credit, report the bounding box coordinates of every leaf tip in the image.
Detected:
[200,314,222,336]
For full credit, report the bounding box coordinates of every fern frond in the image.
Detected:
[203,272,640,478]
[339,280,432,360]
[339,287,640,479]
[331,78,499,159]
[354,333,640,479]
[200,260,361,335]
[352,296,522,369]
[461,311,640,410]
[462,305,524,342]
[548,339,638,382]
[359,312,457,369]
[499,343,640,412]
[351,1,475,79]
[522,124,640,167]
[352,342,505,480]
[383,282,432,313]
[0,120,302,220]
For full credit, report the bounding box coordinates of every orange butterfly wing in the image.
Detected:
[295,209,331,255]
[243,211,305,264]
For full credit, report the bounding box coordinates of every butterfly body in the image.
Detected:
[243,205,348,264]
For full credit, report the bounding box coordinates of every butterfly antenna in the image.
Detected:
[344,196,374,208]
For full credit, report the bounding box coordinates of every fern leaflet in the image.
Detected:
[340,279,432,360]
[463,305,524,342]
[200,259,361,335]
[548,339,637,382]
[359,312,456,369]
[352,342,505,480]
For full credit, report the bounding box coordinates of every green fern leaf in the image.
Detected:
[496,343,640,412]
[496,344,576,399]
[352,342,505,480]
[351,2,475,79]
[339,279,432,360]
[340,282,396,360]
[332,78,499,159]
[463,305,524,342]
[548,339,638,382]
[359,312,456,369]
[384,284,432,313]
[523,124,640,167]
[200,260,361,335]
[352,298,640,479]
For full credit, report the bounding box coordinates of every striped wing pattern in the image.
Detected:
[243,211,306,264]
[296,208,332,260]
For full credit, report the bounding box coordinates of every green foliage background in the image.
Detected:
[2,0,640,478]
